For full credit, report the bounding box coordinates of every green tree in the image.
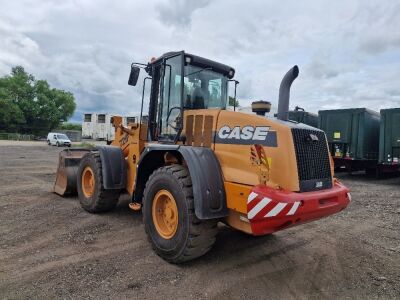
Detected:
[228,96,239,107]
[0,98,25,131]
[0,66,76,135]
[0,68,29,132]
[57,122,82,131]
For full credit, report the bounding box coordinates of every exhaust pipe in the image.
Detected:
[277,65,299,121]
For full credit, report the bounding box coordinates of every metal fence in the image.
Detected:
[0,133,35,141]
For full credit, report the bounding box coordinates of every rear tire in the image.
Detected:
[77,152,120,213]
[142,165,218,263]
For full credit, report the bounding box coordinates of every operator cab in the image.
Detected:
[128,51,235,143]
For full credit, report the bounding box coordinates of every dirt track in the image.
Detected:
[0,141,399,299]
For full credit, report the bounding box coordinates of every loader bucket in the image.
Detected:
[54,148,91,196]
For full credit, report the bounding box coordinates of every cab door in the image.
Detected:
[157,53,184,143]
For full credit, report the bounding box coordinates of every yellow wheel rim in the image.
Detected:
[82,166,95,198]
[152,189,179,239]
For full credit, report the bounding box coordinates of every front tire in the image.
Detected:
[143,165,218,263]
[77,152,120,213]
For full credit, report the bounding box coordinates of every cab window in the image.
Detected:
[183,66,227,110]
[159,55,182,140]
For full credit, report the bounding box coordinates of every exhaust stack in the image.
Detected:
[277,65,299,121]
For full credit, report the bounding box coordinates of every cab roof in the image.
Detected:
[150,51,235,79]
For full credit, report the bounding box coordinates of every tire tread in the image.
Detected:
[78,152,119,213]
[143,164,218,263]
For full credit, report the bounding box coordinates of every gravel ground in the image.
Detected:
[0,141,399,299]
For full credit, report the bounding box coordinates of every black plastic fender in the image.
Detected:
[96,146,127,190]
[179,146,228,219]
[135,145,228,220]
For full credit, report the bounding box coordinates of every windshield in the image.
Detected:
[57,134,68,139]
[182,65,228,110]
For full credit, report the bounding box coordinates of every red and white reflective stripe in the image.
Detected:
[265,203,287,217]
[247,192,301,220]
[248,197,271,219]
[247,192,258,204]
[286,201,300,215]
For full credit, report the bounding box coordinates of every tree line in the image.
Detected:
[0,66,76,136]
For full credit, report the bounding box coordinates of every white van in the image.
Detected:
[47,132,72,147]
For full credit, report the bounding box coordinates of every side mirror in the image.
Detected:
[128,66,140,86]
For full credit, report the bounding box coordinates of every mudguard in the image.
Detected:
[96,146,127,190]
[136,145,228,220]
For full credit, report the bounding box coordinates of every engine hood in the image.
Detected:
[214,110,300,191]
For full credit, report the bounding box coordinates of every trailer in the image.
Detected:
[318,108,380,172]
[82,113,113,141]
[378,108,400,174]
[123,116,137,126]
[82,113,139,143]
[288,106,318,127]
[92,114,113,141]
[82,113,96,138]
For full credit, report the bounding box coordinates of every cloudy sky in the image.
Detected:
[0,0,399,122]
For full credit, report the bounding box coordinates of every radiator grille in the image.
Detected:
[291,128,332,191]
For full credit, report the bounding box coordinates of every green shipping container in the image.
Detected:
[379,108,400,165]
[288,110,318,127]
[318,108,380,161]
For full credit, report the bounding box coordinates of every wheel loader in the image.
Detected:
[54,51,350,263]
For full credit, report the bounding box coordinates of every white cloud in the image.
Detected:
[157,0,212,27]
[0,0,399,122]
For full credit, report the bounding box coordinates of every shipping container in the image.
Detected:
[288,107,318,127]
[318,108,380,171]
[379,108,400,167]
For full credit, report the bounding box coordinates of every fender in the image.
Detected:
[96,146,127,190]
[135,145,228,220]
